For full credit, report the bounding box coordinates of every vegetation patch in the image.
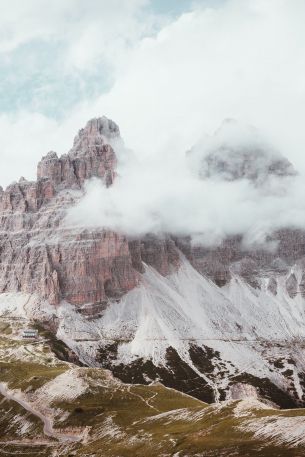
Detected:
[98,345,215,403]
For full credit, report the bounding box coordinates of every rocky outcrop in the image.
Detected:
[129,236,180,276]
[1,115,305,307]
[0,117,180,306]
[3,115,305,409]
[0,118,127,305]
[37,117,117,189]
[199,145,295,183]
[174,227,305,293]
[228,383,258,400]
[189,119,296,184]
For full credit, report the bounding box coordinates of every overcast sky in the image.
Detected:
[1,0,305,197]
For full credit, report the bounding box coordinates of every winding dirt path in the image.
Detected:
[0,383,81,443]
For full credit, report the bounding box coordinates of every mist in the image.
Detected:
[66,119,305,246]
[64,0,305,245]
[2,0,305,246]
[2,0,305,188]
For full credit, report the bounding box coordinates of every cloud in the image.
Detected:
[0,0,161,186]
[0,0,152,62]
[66,119,305,245]
[2,0,305,245]
[65,0,305,243]
[90,0,305,173]
[0,111,79,187]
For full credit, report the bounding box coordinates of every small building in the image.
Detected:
[22,329,38,339]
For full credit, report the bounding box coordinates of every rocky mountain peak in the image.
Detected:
[189,119,296,184]
[37,116,118,190]
[70,116,120,157]
[2,116,305,412]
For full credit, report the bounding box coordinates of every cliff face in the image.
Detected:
[37,117,118,189]
[0,117,181,306]
[174,229,305,292]
[3,116,305,408]
[0,115,304,307]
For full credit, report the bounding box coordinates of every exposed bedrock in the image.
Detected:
[1,116,305,307]
[0,118,182,305]
[3,116,305,410]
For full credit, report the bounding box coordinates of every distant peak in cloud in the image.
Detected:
[188,120,296,184]
[63,115,305,248]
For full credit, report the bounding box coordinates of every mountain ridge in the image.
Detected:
[0,117,305,409]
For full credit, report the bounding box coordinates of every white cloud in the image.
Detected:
[2,0,305,243]
[0,0,152,64]
[0,0,159,186]
[66,120,305,244]
[91,0,305,172]
[0,111,83,187]
[65,0,305,242]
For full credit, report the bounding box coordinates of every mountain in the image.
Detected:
[1,116,305,415]
[188,118,296,183]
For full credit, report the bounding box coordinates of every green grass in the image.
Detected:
[71,398,305,457]
[0,360,67,391]
[49,369,305,457]
[0,444,53,457]
[0,392,45,442]
[53,374,202,428]
[1,322,305,456]
[0,321,12,335]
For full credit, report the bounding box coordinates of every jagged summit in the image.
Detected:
[37,116,118,189]
[1,116,305,409]
[189,119,296,183]
[70,116,120,157]
[84,116,120,138]
[0,115,119,245]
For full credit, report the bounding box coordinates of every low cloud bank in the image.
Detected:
[67,120,305,246]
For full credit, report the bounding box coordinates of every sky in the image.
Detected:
[2,0,304,186]
[2,0,305,242]
[0,0,201,186]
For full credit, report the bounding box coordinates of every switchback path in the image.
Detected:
[0,383,81,443]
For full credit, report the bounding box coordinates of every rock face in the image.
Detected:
[0,117,182,306]
[183,121,304,288]
[3,115,305,408]
[189,119,296,184]
[228,383,258,401]
[199,144,295,183]
[0,115,304,306]
[174,229,305,290]
[37,117,118,189]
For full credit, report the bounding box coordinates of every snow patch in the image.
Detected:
[241,415,305,447]
[35,369,88,403]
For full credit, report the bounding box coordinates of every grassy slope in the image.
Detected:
[1,320,305,456]
[52,377,305,457]
[0,320,68,456]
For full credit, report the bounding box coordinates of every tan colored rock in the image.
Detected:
[228,383,258,400]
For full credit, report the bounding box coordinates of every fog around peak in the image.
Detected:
[2,0,305,247]
[66,119,305,246]
[188,120,296,184]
